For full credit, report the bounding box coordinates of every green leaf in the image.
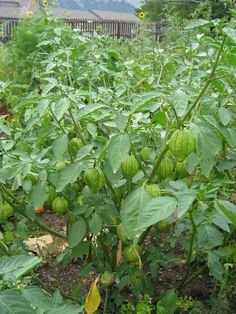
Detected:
[89,213,103,236]
[223,27,236,44]
[218,107,231,126]
[22,286,83,314]
[75,145,93,161]
[77,104,105,119]
[68,218,87,248]
[197,225,223,249]
[0,121,11,135]
[121,186,152,241]
[203,115,236,147]
[0,255,40,281]
[0,290,34,314]
[56,162,84,192]
[171,89,188,117]
[30,183,47,210]
[22,286,52,310]
[53,134,68,161]
[185,19,212,30]
[107,133,130,174]
[136,196,177,232]
[207,251,224,282]
[157,289,178,314]
[190,118,221,176]
[54,97,70,121]
[215,200,236,227]
[174,189,197,218]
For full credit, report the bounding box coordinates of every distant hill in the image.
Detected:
[55,0,141,13]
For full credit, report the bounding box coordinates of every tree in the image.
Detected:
[139,0,231,21]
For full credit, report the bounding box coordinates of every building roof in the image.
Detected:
[0,1,139,21]
[91,9,139,22]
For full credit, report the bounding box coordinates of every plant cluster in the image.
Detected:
[0,10,235,314]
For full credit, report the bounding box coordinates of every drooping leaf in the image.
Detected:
[107,133,130,174]
[207,251,224,282]
[215,200,236,227]
[171,89,188,117]
[56,162,84,192]
[30,183,47,210]
[121,186,152,241]
[197,225,224,249]
[89,213,103,236]
[85,277,101,314]
[68,218,87,248]
[136,196,177,232]
[174,189,197,218]
[52,134,68,161]
[54,97,70,121]
[190,118,221,176]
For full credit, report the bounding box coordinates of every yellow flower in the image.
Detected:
[43,0,48,7]
[33,0,37,6]
[26,10,34,18]
[53,0,58,3]
[138,11,145,19]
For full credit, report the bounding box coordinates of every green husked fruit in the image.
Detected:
[47,186,57,205]
[70,137,83,154]
[123,244,141,263]
[117,224,130,245]
[122,154,139,180]
[141,147,152,162]
[157,158,174,180]
[0,203,14,223]
[52,197,69,215]
[144,183,160,197]
[156,221,169,232]
[169,129,195,162]
[100,271,115,287]
[84,168,105,193]
[176,161,188,178]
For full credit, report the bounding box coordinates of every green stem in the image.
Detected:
[186,211,196,266]
[0,241,10,256]
[1,186,66,240]
[182,35,226,122]
[48,106,73,162]
[129,134,147,177]
[68,108,87,144]
[103,288,110,314]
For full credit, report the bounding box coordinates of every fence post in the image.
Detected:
[117,21,120,39]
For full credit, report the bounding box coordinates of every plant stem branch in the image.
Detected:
[182,35,226,122]
[1,186,66,240]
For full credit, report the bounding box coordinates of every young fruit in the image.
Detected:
[100,271,115,287]
[0,203,14,223]
[169,129,195,162]
[123,244,141,263]
[122,154,139,180]
[176,161,188,178]
[155,221,169,232]
[157,158,174,180]
[52,197,69,215]
[117,224,130,245]
[144,183,160,197]
[84,167,105,193]
[47,186,57,205]
[70,137,83,154]
[140,147,152,162]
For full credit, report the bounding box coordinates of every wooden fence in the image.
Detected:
[0,17,164,42]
